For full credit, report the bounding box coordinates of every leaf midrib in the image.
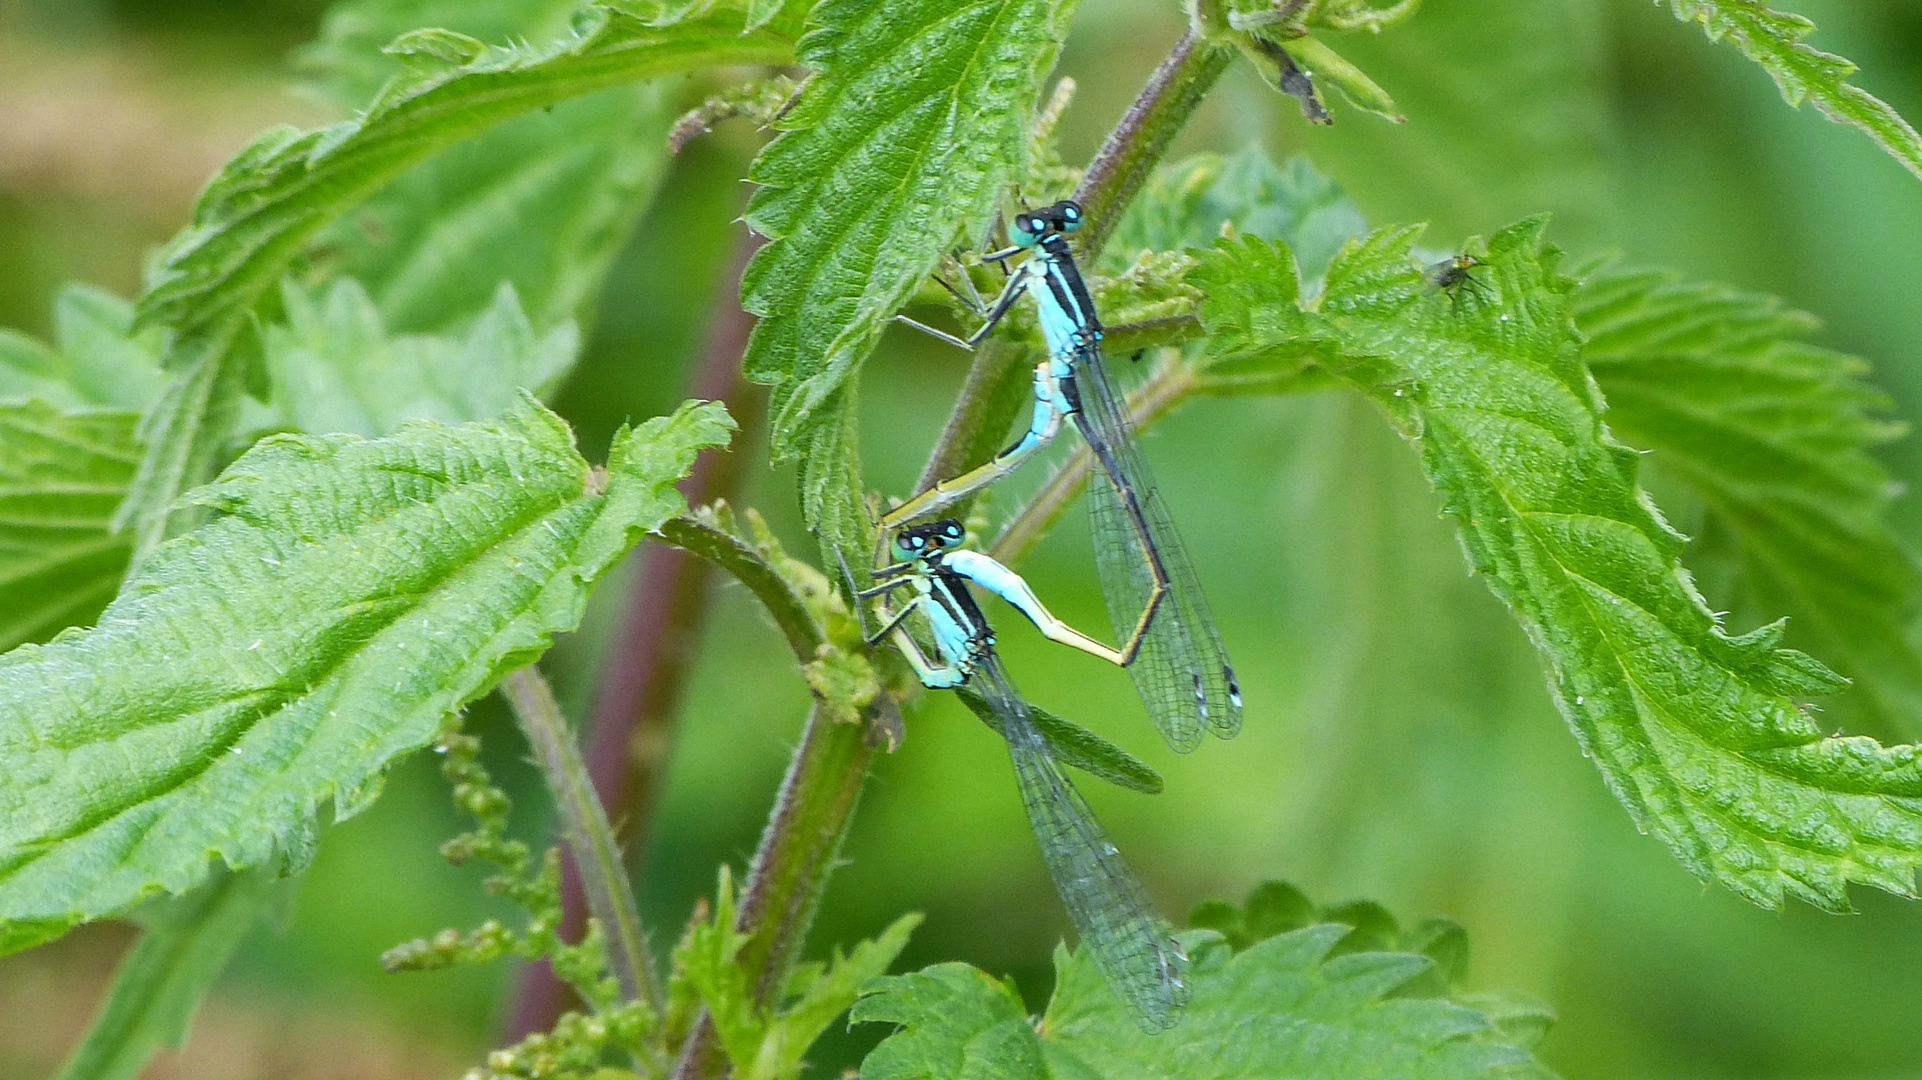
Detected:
[1424,387,1922,873]
[0,456,610,876]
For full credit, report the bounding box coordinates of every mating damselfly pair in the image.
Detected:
[852,200,1239,1031]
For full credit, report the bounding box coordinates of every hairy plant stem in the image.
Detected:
[670,29,1233,1079]
[505,227,766,1042]
[654,516,825,658]
[1070,28,1234,259]
[669,704,878,1080]
[501,666,661,1013]
[917,28,1232,506]
[914,338,1032,492]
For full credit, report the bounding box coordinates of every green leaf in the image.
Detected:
[1186,879,1317,953]
[1575,263,1922,741]
[749,913,920,1080]
[676,872,920,1079]
[956,688,1163,794]
[121,3,792,557]
[51,866,285,1080]
[1665,0,1922,182]
[52,286,167,411]
[857,929,1543,1080]
[0,400,140,651]
[0,286,164,411]
[139,4,791,345]
[297,0,587,107]
[1188,879,1471,998]
[318,85,671,334]
[738,0,1077,539]
[0,396,733,955]
[300,0,669,335]
[854,964,1048,1080]
[112,337,253,561]
[1194,220,1922,911]
[1102,148,1366,283]
[0,330,67,405]
[673,866,765,1068]
[262,277,579,437]
[1046,930,1534,1078]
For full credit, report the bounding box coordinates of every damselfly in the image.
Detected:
[856,519,1189,1032]
[889,200,1239,753]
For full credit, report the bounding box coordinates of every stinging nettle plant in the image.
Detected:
[3,0,1922,1077]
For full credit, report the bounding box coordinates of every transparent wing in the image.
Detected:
[1075,341,1241,751]
[971,655,1188,1032]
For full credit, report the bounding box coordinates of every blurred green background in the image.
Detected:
[3,0,1922,1077]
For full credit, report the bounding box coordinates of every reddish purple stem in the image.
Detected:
[502,227,767,1042]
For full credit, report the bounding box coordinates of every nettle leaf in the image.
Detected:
[1104,149,1366,283]
[298,0,587,106]
[857,929,1540,1080]
[1576,264,1922,740]
[0,397,733,955]
[1046,931,1534,1079]
[0,401,140,651]
[51,866,285,1080]
[674,871,919,1079]
[301,1,668,335]
[0,289,161,646]
[1191,880,1481,1003]
[0,286,163,411]
[1195,220,1922,911]
[1665,0,1922,181]
[263,277,578,438]
[750,913,919,1080]
[739,0,1077,546]
[854,964,1047,1080]
[121,3,793,555]
[139,3,792,342]
[317,85,669,334]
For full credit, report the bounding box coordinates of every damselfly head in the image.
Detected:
[892,518,967,560]
[1009,200,1083,247]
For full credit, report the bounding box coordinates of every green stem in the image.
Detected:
[912,339,1033,493]
[654,515,825,659]
[669,26,1239,1080]
[914,28,1234,508]
[500,666,661,1015]
[1071,29,1235,260]
[1102,312,1205,355]
[670,703,878,1080]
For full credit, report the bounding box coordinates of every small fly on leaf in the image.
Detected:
[1424,253,1489,307]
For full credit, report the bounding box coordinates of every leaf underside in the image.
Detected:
[0,397,732,955]
[0,401,140,652]
[118,1,791,555]
[1666,0,1922,181]
[262,277,580,439]
[51,866,285,1080]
